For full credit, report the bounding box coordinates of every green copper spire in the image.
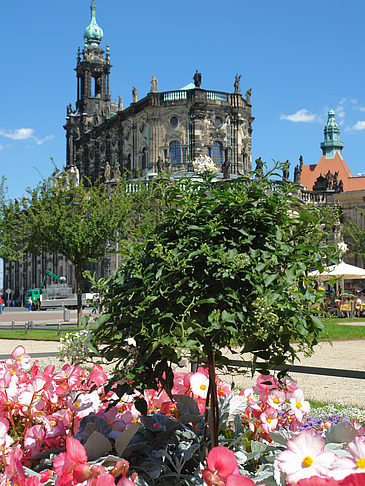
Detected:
[320,107,344,159]
[84,0,103,48]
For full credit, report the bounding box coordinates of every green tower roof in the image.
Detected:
[84,0,103,48]
[320,107,344,159]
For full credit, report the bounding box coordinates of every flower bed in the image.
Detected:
[1,346,365,485]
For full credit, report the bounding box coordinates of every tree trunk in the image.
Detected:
[207,349,219,448]
[202,349,219,452]
[75,262,83,327]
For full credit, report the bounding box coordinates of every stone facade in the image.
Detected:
[2,1,254,304]
[64,3,253,181]
[65,86,254,182]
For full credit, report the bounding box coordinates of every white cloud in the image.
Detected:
[280,109,317,123]
[0,128,53,145]
[0,128,34,140]
[349,121,365,131]
[34,135,54,145]
[335,105,345,119]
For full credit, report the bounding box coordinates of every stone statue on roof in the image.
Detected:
[193,70,202,88]
[255,157,263,175]
[282,160,290,181]
[234,74,241,93]
[150,76,158,93]
[294,165,301,184]
[118,95,123,111]
[245,88,252,104]
[132,86,138,103]
[104,161,111,181]
[113,162,121,180]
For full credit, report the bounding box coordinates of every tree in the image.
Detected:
[91,170,340,446]
[0,171,162,326]
[344,209,365,263]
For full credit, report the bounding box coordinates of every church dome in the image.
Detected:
[84,0,103,48]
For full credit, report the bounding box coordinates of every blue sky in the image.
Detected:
[1,0,365,199]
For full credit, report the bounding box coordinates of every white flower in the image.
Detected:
[192,155,218,175]
[178,356,189,368]
[338,241,348,252]
[57,328,93,363]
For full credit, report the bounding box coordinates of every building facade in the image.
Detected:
[64,1,254,182]
[298,108,365,269]
[3,1,254,304]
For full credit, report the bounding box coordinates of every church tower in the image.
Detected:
[320,108,344,159]
[65,0,111,168]
[75,0,111,116]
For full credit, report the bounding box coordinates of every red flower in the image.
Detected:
[226,474,256,485]
[296,477,339,485]
[339,473,365,486]
[206,446,238,480]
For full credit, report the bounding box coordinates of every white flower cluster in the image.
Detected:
[337,241,348,253]
[192,155,218,175]
[309,404,365,423]
[57,328,93,364]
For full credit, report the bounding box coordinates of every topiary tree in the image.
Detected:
[91,169,339,446]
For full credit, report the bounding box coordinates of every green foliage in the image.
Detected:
[0,171,164,326]
[92,172,339,400]
[344,208,365,260]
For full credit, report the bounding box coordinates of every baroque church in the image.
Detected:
[3,0,254,303]
[64,1,254,182]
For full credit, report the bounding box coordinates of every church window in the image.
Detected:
[215,116,223,127]
[170,116,178,127]
[212,141,223,165]
[170,141,181,164]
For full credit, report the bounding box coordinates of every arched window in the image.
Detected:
[212,141,223,166]
[170,141,181,164]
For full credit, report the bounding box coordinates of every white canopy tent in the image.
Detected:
[309,261,365,280]
[310,261,365,298]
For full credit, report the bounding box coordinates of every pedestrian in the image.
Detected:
[28,297,32,312]
[0,296,3,314]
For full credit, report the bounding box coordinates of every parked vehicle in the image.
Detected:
[24,270,92,309]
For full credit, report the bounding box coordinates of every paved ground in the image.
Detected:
[0,307,92,326]
[0,309,364,408]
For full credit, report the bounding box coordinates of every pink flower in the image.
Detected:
[267,389,286,409]
[117,479,136,486]
[6,345,32,372]
[0,417,13,449]
[289,389,310,422]
[253,374,278,394]
[94,473,119,486]
[339,473,365,485]
[24,424,46,455]
[88,364,109,388]
[277,430,337,483]
[226,474,256,485]
[217,378,233,397]
[281,377,299,398]
[260,407,278,435]
[190,372,209,399]
[204,446,238,480]
[53,437,90,485]
[329,436,365,481]
[296,477,339,485]
[350,419,365,436]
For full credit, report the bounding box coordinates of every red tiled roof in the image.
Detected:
[300,153,365,192]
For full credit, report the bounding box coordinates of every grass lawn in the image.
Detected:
[0,329,77,341]
[319,317,365,340]
[0,317,364,342]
